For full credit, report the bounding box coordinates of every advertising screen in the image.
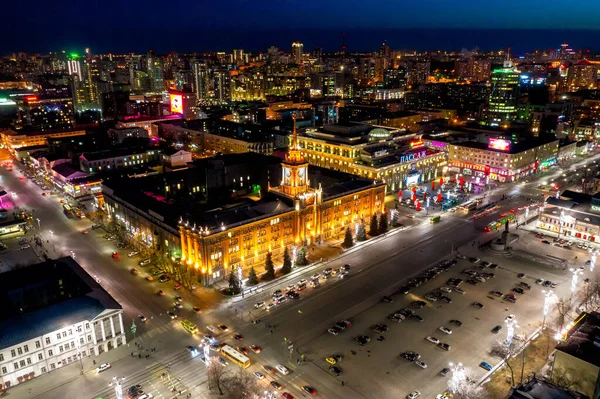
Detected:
[488,138,510,151]
[170,94,183,114]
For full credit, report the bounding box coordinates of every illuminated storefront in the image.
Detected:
[448,137,558,183]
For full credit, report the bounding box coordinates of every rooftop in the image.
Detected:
[505,376,585,399]
[80,146,155,161]
[449,137,558,154]
[555,311,600,368]
[0,257,121,350]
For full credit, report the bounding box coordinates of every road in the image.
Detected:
[2,151,600,399]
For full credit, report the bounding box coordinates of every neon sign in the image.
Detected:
[410,139,424,148]
[399,150,427,163]
[170,93,183,114]
[26,96,38,102]
[488,138,510,151]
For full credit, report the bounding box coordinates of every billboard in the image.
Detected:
[488,138,510,151]
[170,93,183,114]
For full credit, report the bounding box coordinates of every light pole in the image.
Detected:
[505,318,518,347]
[36,217,40,229]
[449,362,465,394]
[569,267,583,295]
[558,210,565,238]
[109,375,125,399]
[542,290,557,329]
[590,253,596,272]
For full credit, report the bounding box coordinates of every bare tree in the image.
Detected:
[447,366,488,399]
[555,297,573,332]
[221,368,262,399]
[490,340,517,387]
[207,357,227,396]
[577,276,600,312]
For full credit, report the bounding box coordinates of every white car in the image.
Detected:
[424,294,438,302]
[407,391,421,399]
[298,279,307,285]
[505,314,516,322]
[266,302,277,311]
[206,325,218,333]
[128,251,139,257]
[95,363,111,373]
[415,360,427,369]
[454,287,466,294]
[253,371,265,380]
[254,301,265,309]
[275,364,290,375]
[439,327,452,335]
[425,336,440,344]
[440,287,452,293]
[286,284,296,291]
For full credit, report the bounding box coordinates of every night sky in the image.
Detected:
[4,0,600,54]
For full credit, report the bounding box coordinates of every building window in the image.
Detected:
[19,360,25,367]
[46,337,51,345]
[0,354,3,361]
[10,350,15,358]
[27,358,32,365]
[35,341,41,349]
[56,333,61,340]
[50,363,55,370]
[1,367,6,374]
[48,350,53,356]
[38,353,43,361]
[23,345,28,353]
[13,363,18,370]
[41,367,46,373]
[62,332,67,338]
[59,346,63,353]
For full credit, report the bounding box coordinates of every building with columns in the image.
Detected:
[0,257,125,390]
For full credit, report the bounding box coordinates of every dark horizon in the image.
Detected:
[4,28,600,57]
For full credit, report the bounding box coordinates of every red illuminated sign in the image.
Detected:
[410,139,424,148]
[488,138,510,151]
[170,93,183,114]
[26,96,38,102]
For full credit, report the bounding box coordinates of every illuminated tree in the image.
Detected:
[342,227,354,249]
[295,246,307,266]
[356,223,367,241]
[281,248,292,274]
[228,267,239,292]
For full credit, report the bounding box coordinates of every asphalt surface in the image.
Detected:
[2,152,600,399]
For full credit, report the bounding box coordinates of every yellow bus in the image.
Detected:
[180,319,198,334]
[220,345,251,368]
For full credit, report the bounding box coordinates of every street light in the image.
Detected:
[569,267,583,294]
[558,210,565,238]
[449,362,465,394]
[109,375,126,399]
[36,217,40,229]
[542,290,557,329]
[590,253,596,272]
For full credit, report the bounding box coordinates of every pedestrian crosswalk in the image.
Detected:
[137,321,177,341]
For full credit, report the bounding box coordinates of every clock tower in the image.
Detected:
[281,114,309,197]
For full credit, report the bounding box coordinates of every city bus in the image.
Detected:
[458,201,478,213]
[62,204,72,215]
[483,213,516,232]
[180,319,198,334]
[430,215,441,224]
[220,345,251,368]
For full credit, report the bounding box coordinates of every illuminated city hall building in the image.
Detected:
[178,116,386,284]
[295,123,446,192]
[106,116,385,285]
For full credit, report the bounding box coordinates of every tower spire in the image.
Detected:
[291,113,298,149]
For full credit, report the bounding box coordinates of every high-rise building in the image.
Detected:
[192,61,210,100]
[147,52,165,93]
[566,60,598,91]
[213,69,231,102]
[383,68,407,89]
[17,95,75,131]
[407,62,430,87]
[487,61,521,124]
[291,41,303,65]
[232,49,245,66]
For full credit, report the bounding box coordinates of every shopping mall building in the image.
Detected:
[295,123,447,192]
[445,137,559,183]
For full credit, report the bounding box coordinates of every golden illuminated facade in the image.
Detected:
[178,115,386,285]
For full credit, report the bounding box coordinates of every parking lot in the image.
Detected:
[296,232,590,399]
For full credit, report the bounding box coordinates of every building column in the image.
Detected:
[118,313,124,336]
[179,226,187,261]
[187,232,194,263]
[100,320,106,342]
[193,235,200,268]
[91,324,98,345]
[109,317,116,339]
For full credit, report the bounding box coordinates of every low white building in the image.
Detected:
[0,257,125,390]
